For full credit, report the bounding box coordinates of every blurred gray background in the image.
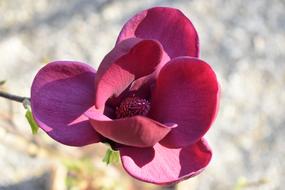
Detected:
[0,0,284,189]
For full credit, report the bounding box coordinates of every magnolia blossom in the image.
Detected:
[31,7,220,185]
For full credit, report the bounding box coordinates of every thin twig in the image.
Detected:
[0,91,30,103]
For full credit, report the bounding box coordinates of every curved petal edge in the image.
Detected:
[87,114,176,148]
[120,138,212,185]
[150,57,220,148]
[117,7,199,58]
[31,61,101,146]
[95,38,168,110]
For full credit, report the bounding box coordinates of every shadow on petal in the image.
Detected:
[32,72,101,146]
[88,115,174,148]
[119,139,212,185]
[178,139,212,178]
[94,38,166,109]
[120,146,155,167]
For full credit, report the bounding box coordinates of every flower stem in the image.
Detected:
[0,91,30,103]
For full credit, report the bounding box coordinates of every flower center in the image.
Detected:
[116,95,150,119]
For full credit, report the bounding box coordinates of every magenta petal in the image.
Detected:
[120,138,212,185]
[95,38,167,109]
[88,114,176,148]
[31,61,101,146]
[117,7,199,58]
[150,57,220,148]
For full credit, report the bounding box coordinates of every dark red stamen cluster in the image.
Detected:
[116,96,151,119]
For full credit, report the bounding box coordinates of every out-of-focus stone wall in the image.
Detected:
[0,0,284,189]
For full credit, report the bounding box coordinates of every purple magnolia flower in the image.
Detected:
[31,7,220,185]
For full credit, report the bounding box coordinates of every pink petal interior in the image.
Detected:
[106,74,156,112]
[31,61,101,146]
[117,7,199,58]
[120,138,212,185]
[150,57,220,148]
[94,38,166,110]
